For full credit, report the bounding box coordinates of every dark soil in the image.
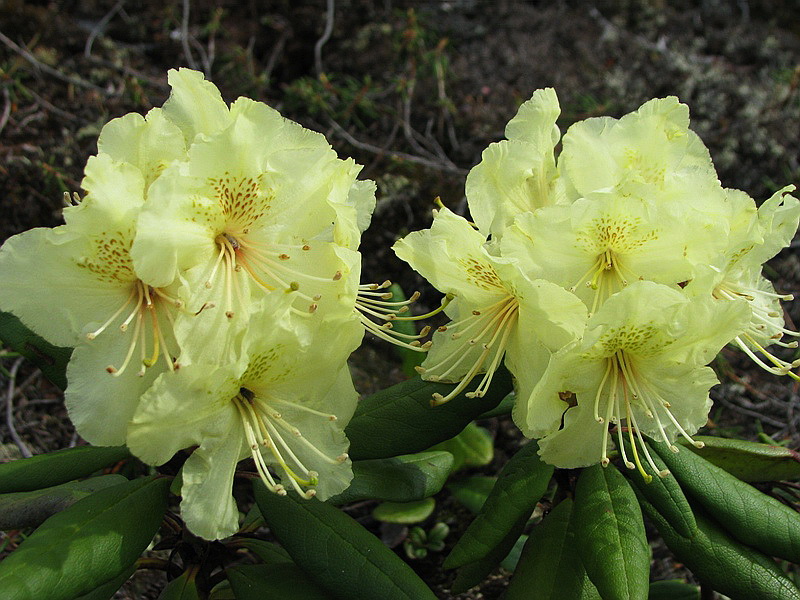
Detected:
[1,1,799,598]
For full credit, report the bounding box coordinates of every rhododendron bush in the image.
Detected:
[0,69,799,600]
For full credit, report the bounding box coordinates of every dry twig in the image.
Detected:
[4,357,32,458]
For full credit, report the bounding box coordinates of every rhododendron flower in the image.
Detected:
[393,206,586,406]
[533,282,750,475]
[501,189,731,314]
[465,88,564,238]
[127,293,362,540]
[558,96,727,217]
[688,185,800,377]
[128,69,376,360]
[0,154,184,445]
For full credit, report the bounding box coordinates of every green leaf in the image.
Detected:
[574,464,649,600]
[500,533,527,572]
[0,474,127,529]
[450,510,529,594]
[329,451,454,505]
[346,369,512,460]
[447,476,496,514]
[208,581,235,600]
[0,445,131,493]
[506,499,601,600]
[444,441,553,569]
[73,565,136,600]
[227,564,330,599]
[639,495,800,600]
[429,422,494,471]
[620,440,697,538]
[158,568,201,600]
[652,440,800,562]
[477,392,515,419]
[253,481,437,600]
[234,538,293,565]
[0,311,72,390]
[0,476,170,600]
[683,435,800,482]
[372,498,436,524]
[648,580,700,600]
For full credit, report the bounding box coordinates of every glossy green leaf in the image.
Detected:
[0,445,131,493]
[450,510,529,594]
[0,474,127,529]
[253,481,437,600]
[444,441,553,569]
[652,440,800,562]
[329,451,454,505]
[429,422,494,471]
[0,476,170,600]
[648,580,700,600]
[346,369,512,460]
[574,465,649,600]
[73,565,136,600]
[447,476,496,514]
[506,499,601,600]
[159,568,201,600]
[227,564,330,599]
[620,440,697,538]
[0,311,72,390]
[683,435,800,482]
[372,498,435,524]
[639,496,800,600]
[208,581,235,600]
[477,392,515,419]
[234,538,293,564]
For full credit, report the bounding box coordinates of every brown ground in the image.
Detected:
[1,1,799,598]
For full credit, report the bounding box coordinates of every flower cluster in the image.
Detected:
[0,69,381,539]
[395,89,800,477]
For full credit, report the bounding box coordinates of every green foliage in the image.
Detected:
[447,475,496,514]
[0,444,131,493]
[253,481,437,600]
[329,450,454,505]
[158,568,201,600]
[684,435,800,482]
[429,422,494,471]
[227,564,330,600]
[372,498,436,524]
[640,496,800,600]
[0,474,127,530]
[0,476,170,600]
[622,440,698,538]
[574,465,650,600]
[647,580,700,600]
[0,311,72,390]
[652,440,800,562]
[506,499,601,600]
[345,369,512,460]
[403,523,449,559]
[445,441,552,569]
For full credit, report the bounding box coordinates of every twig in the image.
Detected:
[314,0,335,76]
[83,0,126,58]
[0,30,111,95]
[328,119,467,175]
[715,395,788,429]
[5,357,32,458]
[0,87,10,137]
[181,0,199,70]
[264,18,290,85]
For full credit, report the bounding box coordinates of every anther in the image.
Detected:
[333,271,342,281]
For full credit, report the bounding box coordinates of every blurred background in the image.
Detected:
[0,1,799,597]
